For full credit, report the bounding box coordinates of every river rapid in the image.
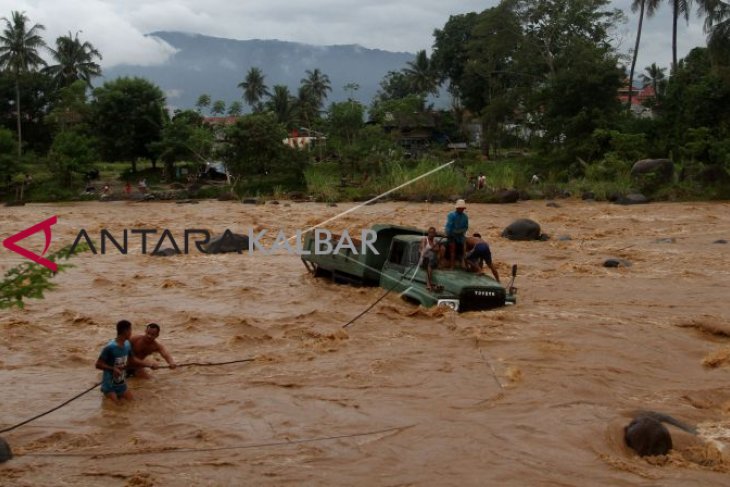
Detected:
[1,199,730,486]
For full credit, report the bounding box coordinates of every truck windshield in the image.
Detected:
[389,241,421,267]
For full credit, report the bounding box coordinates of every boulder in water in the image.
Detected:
[501,219,546,241]
[616,193,650,205]
[152,248,180,257]
[0,436,11,463]
[201,230,250,254]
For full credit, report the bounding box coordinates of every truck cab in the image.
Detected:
[380,235,514,311]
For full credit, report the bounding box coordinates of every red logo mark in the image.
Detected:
[2,216,58,271]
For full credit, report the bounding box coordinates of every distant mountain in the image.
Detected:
[102,31,416,113]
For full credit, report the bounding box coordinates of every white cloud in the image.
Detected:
[0,0,711,71]
[0,0,177,67]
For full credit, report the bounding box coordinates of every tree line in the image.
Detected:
[1,2,729,202]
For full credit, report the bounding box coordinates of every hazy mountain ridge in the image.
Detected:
[102,31,416,112]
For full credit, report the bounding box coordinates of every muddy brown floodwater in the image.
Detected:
[1,199,730,486]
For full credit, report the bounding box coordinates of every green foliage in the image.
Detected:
[369,94,426,124]
[584,152,632,181]
[149,109,212,179]
[588,129,648,163]
[223,112,294,177]
[90,77,167,162]
[373,159,467,199]
[304,162,340,202]
[0,126,18,184]
[45,80,91,134]
[235,172,305,196]
[47,130,97,185]
[0,243,89,309]
[326,101,364,144]
[662,48,730,147]
[24,175,77,201]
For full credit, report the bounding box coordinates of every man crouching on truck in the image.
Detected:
[465,233,500,282]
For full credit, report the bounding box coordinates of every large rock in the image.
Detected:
[624,416,672,456]
[631,159,673,178]
[616,193,650,205]
[501,219,546,241]
[201,231,250,253]
[151,247,180,257]
[0,436,11,463]
[494,189,520,204]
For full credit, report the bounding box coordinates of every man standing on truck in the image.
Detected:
[445,199,469,269]
[419,227,442,291]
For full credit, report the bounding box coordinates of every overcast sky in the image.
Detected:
[0,0,709,76]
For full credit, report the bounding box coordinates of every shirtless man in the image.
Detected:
[465,233,500,282]
[127,323,177,379]
[419,227,443,291]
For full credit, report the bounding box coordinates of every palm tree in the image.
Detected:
[300,68,331,111]
[195,94,211,114]
[669,0,693,74]
[403,49,438,95]
[294,85,318,128]
[265,85,295,127]
[238,67,269,112]
[628,0,662,109]
[640,63,667,102]
[211,100,226,116]
[0,11,46,160]
[45,31,102,89]
[227,101,243,117]
[698,0,730,63]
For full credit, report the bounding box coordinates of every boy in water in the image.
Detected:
[95,320,158,403]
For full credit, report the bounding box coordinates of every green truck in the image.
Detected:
[300,224,517,312]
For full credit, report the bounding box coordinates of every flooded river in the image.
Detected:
[1,199,730,486]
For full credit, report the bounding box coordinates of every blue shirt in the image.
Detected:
[445,211,469,242]
[98,339,132,391]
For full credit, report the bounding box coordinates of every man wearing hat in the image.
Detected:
[445,199,469,269]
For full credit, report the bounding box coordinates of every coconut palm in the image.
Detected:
[265,85,295,127]
[45,31,102,89]
[0,11,46,160]
[195,94,211,114]
[403,49,438,96]
[300,68,331,111]
[628,0,662,109]
[211,100,226,116]
[227,101,242,117]
[640,63,668,102]
[294,85,318,128]
[698,0,730,63]
[669,0,693,73]
[238,67,269,112]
